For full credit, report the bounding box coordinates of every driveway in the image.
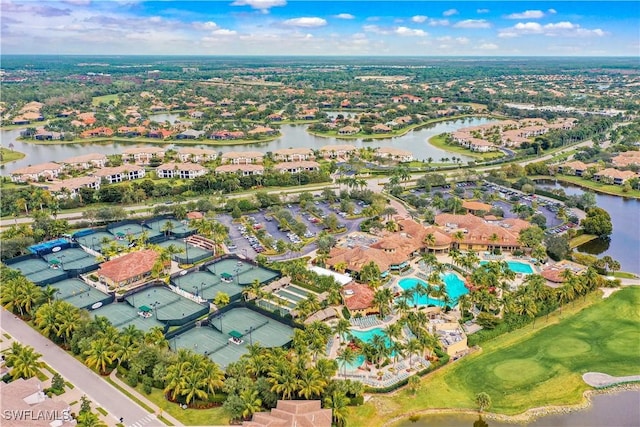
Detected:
[0,309,153,427]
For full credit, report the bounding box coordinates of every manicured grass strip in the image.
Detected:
[0,147,25,165]
[569,234,597,248]
[3,333,11,339]
[65,381,75,389]
[104,377,155,413]
[42,363,56,376]
[96,407,108,416]
[613,271,638,279]
[348,288,640,426]
[36,369,48,381]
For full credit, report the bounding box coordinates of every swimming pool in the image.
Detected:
[398,273,469,307]
[480,260,534,274]
[345,328,392,370]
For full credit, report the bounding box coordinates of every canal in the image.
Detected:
[0,117,498,175]
[537,181,640,275]
[395,389,640,427]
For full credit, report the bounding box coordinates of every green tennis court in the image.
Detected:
[124,286,208,323]
[146,218,194,236]
[171,307,294,368]
[42,248,98,272]
[172,270,244,301]
[7,258,67,285]
[108,224,163,241]
[52,278,110,309]
[157,240,212,264]
[92,302,165,332]
[206,259,279,286]
[75,232,120,252]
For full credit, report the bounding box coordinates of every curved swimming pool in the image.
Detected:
[479,260,534,274]
[398,273,469,307]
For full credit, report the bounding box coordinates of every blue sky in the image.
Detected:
[1,1,638,56]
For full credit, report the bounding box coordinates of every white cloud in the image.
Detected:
[231,0,286,13]
[506,10,545,19]
[443,9,458,17]
[334,13,354,20]
[429,19,449,27]
[192,21,218,31]
[477,9,489,14]
[548,8,557,14]
[456,37,470,44]
[499,21,607,38]
[395,26,427,37]
[211,29,237,36]
[479,43,498,50]
[363,24,390,35]
[411,15,428,23]
[453,19,491,29]
[283,17,327,28]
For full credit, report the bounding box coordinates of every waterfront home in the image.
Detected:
[319,144,357,159]
[80,127,114,138]
[122,147,165,164]
[116,126,146,137]
[98,249,160,288]
[215,164,264,176]
[558,160,591,177]
[176,129,205,140]
[611,151,640,168]
[341,282,377,317]
[371,123,392,133]
[40,176,101,198]
[156,162,208,179]
[93,165,146,184]
[221,151,264,165]
[248,126,277,136]
[60,153,107,170]
[273,148,315,162]
[147,129,173,139]
[376,147,414,162]
[273,161,320,174]
[338,125,359,135]
[593,168,638,185]
[11,162,62,183]
[177,147,218,163]
[468,139,496,152]
[210,130,245,140]
[33,128,62,140]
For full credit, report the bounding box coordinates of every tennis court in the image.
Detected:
[124,286,208,324]
[92,302,165,332]
[52,278,111,310]
[75,231,121,252]
[206,258,279,286]
[172,307,294,368]
[172,270,243,301]
[42,248,99,272]
[157,240,212,264]
[7,258,67,285]
[146,218,194,237]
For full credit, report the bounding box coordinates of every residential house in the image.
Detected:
[273,148,315,162]
[338,125,359,135]
[248,126,277,136]
[116,126,146,137]
[221,151,264,165]
[122,147,165,164]
[371,123,392,133]
[97,249,160,288]
[430,97,445,104]
[176,129,205,140]
[215,164,264,176]
[461,200,492,214]
[41,176,101,198]
[611,151,640,168]
[558,161,589,177]
[80,127,114,138]
[376,147,414,162]
[147,129,173,139]
[93,165,146,184]
[0,377,74,427]
[177,147,218,163]
[273,161,320,174]
[243,400,332,427]
[60,153,107,170]
[210,130,245,140]
[156,162,208,179]
[33,128,62,141]
[319,144,356,159]
[593,168,638,185]
[11,162,62,183]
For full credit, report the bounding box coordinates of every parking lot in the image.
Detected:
[216,214,258,259]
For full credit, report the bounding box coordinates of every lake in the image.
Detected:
[395,390,640,427]
[0,116,498,175]
[537,181,640,275]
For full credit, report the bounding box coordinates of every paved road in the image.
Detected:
[0,308,153,427]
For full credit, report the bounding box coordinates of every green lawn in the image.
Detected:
[92,94,120,106]
[613,271,638,279]
[348,287,640,426]
[569,234,597,248]
[0,148,25,165]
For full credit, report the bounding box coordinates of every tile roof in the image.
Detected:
[98,249,159,283]
[342,283,376,311]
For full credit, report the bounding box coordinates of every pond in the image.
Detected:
[537,181,640,275]
[0,117,498,175]
[394,389,640,427]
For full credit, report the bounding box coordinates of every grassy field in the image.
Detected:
[569,234,597,248]
[613,271,638,279]
[530,175,640,199]
[348,287,640,426]
[92,94,120,106]
[0,148,25,165]
[428,134,504,161]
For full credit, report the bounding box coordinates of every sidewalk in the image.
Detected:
[108,370,184,426]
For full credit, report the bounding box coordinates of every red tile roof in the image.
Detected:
[98,249,159,283]
[342,283,375,311]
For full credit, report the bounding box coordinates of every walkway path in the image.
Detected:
[583,372,640,388]
[0,308,158,427]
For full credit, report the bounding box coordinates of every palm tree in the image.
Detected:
[297,368,327,399]
[336,347,357,378]
[268,363,299,400]
[6,343,42,379]
[518,296,538,327]
[405,338,424,370]
[243,279,263,301]
[181,369,209,404]
[240,389,262,420]
[334,318,351,344]
[557,282,575,314]
[84,338,116,374]
[324,390,349,427]
[373,288,394,319]
[371,334,390,367]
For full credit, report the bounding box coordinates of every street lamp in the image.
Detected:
[184,239,189,264]
[216,314,225,331]
[244,326,254,345]
[200,282,205,298]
